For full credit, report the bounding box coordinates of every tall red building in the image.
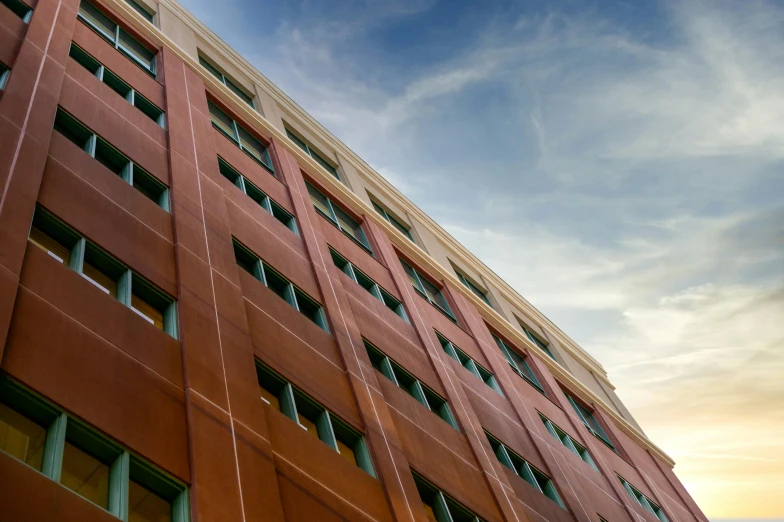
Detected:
[0,0,708,521]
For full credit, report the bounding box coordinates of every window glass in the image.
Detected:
[118,30,155,72]
[307,184,333,218]
[132,168,167,207]
[0,402,46,470]
[102,69,132,98]
[208,102,236,139]
[294,289,324,327]
[53,109,93,150]
[237,126,265,163]
[263,266,290,301]
[79,0,117,40]
[128,479,172,522]
[94,138,129,175]
[126,0,154,23]
[259,386,279,409]
[60,441,111,509]
[333,207,361,239]
[82,246,121,297]
[225,78,254,106]
[131,275,169,331]
[29,226,72,265]
[293,394,321,440]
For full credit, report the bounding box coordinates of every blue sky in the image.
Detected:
[178,0,784,517]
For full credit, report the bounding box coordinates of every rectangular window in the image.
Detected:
[492,333,544,394]
[486,432,565,508]
[566,394,616,451]
[456,271,492,308]
[208,102,274,173]
[520,322,555,360]
[437,332,502,395]
[371,201,414,242]
[399,258,456,322]
[306,183,373,253]
[1,0,32,22]
[538,413,597,470]
[329,248,408,322]
[53,108,170,211]
[413,473,484,522]
[126,0,153,23]
[218,158,297,234]
[69,44,166,126]
[256,362,375,476]
[286,128,340,180]
[28,208,178,338]
[0,63,9,90]
[0,378,190,520]
[77,0,156,76]
[364,340,458,430]
[233,240,328,332]
[618,476,669,522]
[199,55,254,108]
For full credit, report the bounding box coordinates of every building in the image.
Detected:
[0,0,708,521]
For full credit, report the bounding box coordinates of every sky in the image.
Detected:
[177,0,784,518]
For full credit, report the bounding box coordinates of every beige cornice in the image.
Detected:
[105,0,673,466]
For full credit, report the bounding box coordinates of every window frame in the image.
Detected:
[364,340,459,430]
[456,271,492,308]
[486,432,565,508]
[306,182,373,253]
[125,0,153,23]
[399,258,456,322]
[218,158,298,234]
[618,476,669,522]
[77,0,156,76]
[0,378,190,521]
[53,108,170,211]
[285,127,340,180]
[329,248,408,322]
[207,101,274,173]
[520,322,556,361]
[491,333,545,394]
[371,200,414,242]
[565,394,616,451]
[0,62,10,90]
[28,208,178,338]
[1,0,32,22]
[68,44,165,127]
[538,413,598,470]
[199,54,255,108]
[233,239,329,332]
[256,362,375,476]
[412,473,484,522]
[437,332,502,396]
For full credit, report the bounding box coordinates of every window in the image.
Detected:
[28,208,178,338]
[492,333,544,394]
[519,322,555,360]
[0,378,190,520]
[218,158,297,234]
[199,55,254,108]
[413,473,484,522]
[233,240,328,331]
[53,108,169,210]
[456,271,491,308]
[618,476,669,522]
[486,433,565,508]
[126,0,153,23]
[538,413,597,470]
[286,128,339,180]
[77,0,156,75]
[364,340,458,430]
[371,201,414,242]
[399,258,456,322]
[437,333,502,396]
[0,63,9,90]
[69,44,165,127]
[306,182,372,253]
[330,249,408,322]
[208,102,274,173]
[565,394,615,451]
[1,0,32,22]
[256,362,375,476]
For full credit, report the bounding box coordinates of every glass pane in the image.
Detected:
[54,109,93,150]
[0,402,46,470]
[82,260,118,297]
[294,289,324,328]
[118,30,155,72]
[60,441,110,509]
[134,94,163,125]
[126,0,154,23]
[102,69,132,98]
[225,78,254,107]
[199,56,223,81]
[333,207,361,240]
[208,103,236,140]
[79,1,117,41]
[335,438,356,466]
[132,168,166,206]
[69,44,101,75]
[131,293,164,329]
[306,184,333,219]
[237,126,265,163]
[285,129,308,152]
[94,139,129,176]
[423,503,439,522]
[29,226,71,264]
[129,479,172,522]
[263,266,291,302]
